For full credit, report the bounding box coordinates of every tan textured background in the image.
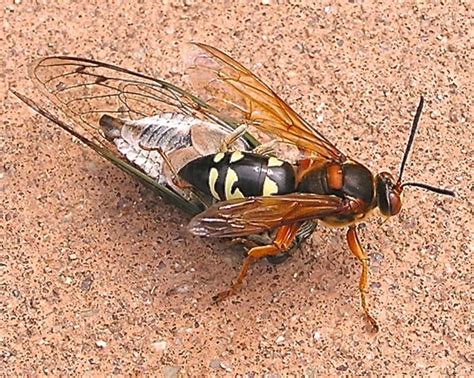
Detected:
[2,1,472,375]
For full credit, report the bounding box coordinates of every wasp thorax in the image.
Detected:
[375,172,402,216]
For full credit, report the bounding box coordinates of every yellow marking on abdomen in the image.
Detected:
[263,176,279,196]
[208,167,220,200]
[268,157,284,167]
[213,152,225,163]
[229,151,244,163]
[225,168,244,199]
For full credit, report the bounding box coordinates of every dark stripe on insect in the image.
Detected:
[140,124,191,150]
[178,151,296,201]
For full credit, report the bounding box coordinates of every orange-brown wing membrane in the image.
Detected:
[188,43,345,162]
[188,193,348,237]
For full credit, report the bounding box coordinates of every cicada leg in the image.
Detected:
[213,223,302,302]
[218,124,248,152]
[346,226,379,332]
[138,142,191,189]
[138,142,214,208]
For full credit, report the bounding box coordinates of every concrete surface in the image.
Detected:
[1,1,472,375]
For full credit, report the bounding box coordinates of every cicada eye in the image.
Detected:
[376,172,402,216]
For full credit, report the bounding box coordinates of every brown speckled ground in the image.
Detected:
[1,1,472,375]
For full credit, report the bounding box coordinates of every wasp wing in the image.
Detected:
[187,43,346,162]
[188,193,348,237]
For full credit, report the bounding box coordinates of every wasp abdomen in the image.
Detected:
[178,152,296,201]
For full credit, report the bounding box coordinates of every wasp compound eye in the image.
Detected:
[376,172,402,216]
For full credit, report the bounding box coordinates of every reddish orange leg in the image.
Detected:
[347,226,379,332]
[213,223,301,302]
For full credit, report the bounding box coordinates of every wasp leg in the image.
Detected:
[346,226,379,332]
[231,234,290,264]
[218,124,248,152]
[230,234,270,251]
[266,221,317,264]
[232,221,317,265]
[213,223,301,302]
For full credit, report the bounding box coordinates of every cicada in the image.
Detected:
[13,49,315,262]
[14,43,454,331]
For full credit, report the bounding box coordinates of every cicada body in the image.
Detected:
[13,55,260,215]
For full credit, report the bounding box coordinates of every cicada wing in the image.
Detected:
[30,56,252,141]
[12,91,203,215]
[188,193,349,237]
[23,55,259,215]
[186,43,346,162]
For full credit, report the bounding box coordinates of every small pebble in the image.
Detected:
[151,341,167,352]
[336,364,348,371]
[370,281,382,289]
[276,335,285,344]
[63,276,73,285]
[209,358,222,369]
[464,352,474,363]
[95,340,107,348]
[176,285,189,294]
[430,110,440,119]
[220,361,232,372]
[80,277,93,292]
[162,366,181,378]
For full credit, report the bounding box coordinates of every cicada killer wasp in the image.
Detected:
[13,43,454,331]
[175,44,454,331]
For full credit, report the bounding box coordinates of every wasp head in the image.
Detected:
[375,96,454,217]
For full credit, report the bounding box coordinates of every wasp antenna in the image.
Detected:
[401,182,455,197]
[397,96,424,185]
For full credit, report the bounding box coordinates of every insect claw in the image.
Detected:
[365,313,379,333]
[212,289,235,303]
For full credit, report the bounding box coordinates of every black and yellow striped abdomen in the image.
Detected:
[178,151,296,201]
